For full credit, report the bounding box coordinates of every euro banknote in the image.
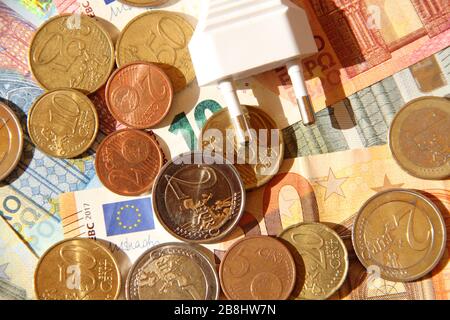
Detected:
[0,217,38,300]
[4,0,449,113]
[59,144,450,299]
[0,3,102,256]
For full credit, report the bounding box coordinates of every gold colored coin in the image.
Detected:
[116,11,195,92]
[201,106,284,190]
[29,14,115,94]
[0,102,23,181]
[117,0,169,6]
[34,238,121,300]
[352,189,446,282]
[389,96,450,180]
[278,222,349,300]
[28,89,99,158]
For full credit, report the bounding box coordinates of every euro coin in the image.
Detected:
[201,106,284,190]
[352,189,446,282]
[29,14,115,94]
[105,62,173,129]
[116,11,195,92]
[389,97,450,180]
[34,238,121,300]
[0,102,23,180]
[27,89,98,158]
[279,222,349,300]
[126,242,220,300]
[95,129,163,196]
[152,152,245,243]
[219,235,296,300]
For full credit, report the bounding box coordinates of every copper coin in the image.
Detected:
[95,129,163,196]
[152,152,245,243]
[126,242,220,300]
[105,62,173,129]
[352,189,447,282]
[219,235,296,300]
[389,96,450,180]
[0,102,23,180]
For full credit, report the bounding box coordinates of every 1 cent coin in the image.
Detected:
[116,11,195,92]
[0,102,23,180]
[352,189,447,282]
[152,152,245,243]
[201,106,284,190]
[219,235,296,300]
[279,222,349,300]
[95,129,163,196]
[126,242,220,300]
[29,14,115,94]
[105,62,173,129]
[389,96,449,180]
[34,238,121,300]
[27,89,98,158]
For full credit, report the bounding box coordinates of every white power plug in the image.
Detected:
[189,0,318,144]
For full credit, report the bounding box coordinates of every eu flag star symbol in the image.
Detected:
[102,198,155,236]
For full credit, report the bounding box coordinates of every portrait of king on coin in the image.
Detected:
[152,152,245,243]
[29,14,115,94]
[27,89,98,158]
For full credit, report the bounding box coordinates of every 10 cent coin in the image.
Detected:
[28,89,99,158]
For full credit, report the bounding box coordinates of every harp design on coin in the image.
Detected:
[138,255,201,300]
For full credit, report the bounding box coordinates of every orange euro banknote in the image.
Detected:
[257,0,450,112]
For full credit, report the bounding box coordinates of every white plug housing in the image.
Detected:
[189,0,318,143]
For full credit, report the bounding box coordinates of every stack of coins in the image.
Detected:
[23,1,448,302]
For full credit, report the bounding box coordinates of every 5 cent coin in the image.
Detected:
[219,235,296,300]
[0,102,23,180]
[34,238,121,300]
[389,97,449,180]
[152,152,245,243]
[95,129,163,196]
[126,242,220,300]
[29,14,115,94]
[28,89,98,158]
[116,11,195,92]
[279,222,349,300]
[105,62,173,129]
[352,189,447,282]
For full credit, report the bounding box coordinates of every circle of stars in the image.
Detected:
[116,205,142,230]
